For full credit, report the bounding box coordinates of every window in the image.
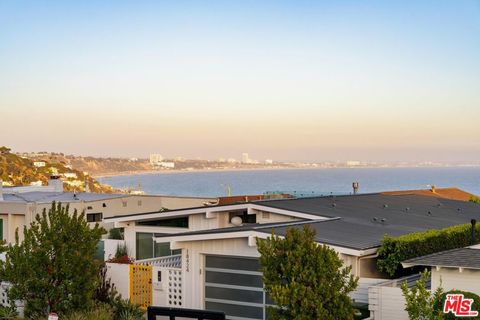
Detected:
[138,217,189,228]
[136,232,180,260]
[229,210,256,224]
[136,233,154,260]
[87,206,93,210]
[86,213,102,222]
[122,201,127,207]
[137,200,142,206]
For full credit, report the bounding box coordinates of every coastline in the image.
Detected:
[93,166,294,178]
[93,164,480,179]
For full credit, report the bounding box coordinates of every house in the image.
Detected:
[63,172,78,179]
[33,161,46,168]
[0,179,214,244]
[104,191,480,319]
[402,244,480,294]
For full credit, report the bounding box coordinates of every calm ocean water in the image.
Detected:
[98,167,480,198]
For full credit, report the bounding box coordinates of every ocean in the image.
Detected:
[97,167,480,198]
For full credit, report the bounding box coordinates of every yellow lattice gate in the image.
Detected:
[129,264,152,309]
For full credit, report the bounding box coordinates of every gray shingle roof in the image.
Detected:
[256,194,480,233]
[155,193,480,250]
[403,248,480,269]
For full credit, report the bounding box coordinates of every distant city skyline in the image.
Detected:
[1,1,479,162]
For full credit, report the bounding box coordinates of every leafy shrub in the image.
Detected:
[107,255,135,264]
[434,290,480,320]
[107,243,134,264]
[115,243,129,258]
[109,228,124,240]
[377,223,480,277]
[0,305,19,319]
[112,299,144,320]
[94,264,120,304]
[257,226,358,320]
[470,196,480,204]
[401,269,444,320]
[1,202,106,317]
[63,303,113,320]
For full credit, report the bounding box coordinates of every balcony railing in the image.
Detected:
[135,254,182,268]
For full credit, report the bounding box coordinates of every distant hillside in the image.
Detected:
[0,146,115,193]
[68,156,152,176]
[20,152,152,176]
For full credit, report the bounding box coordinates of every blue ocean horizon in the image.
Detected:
[98,167,480,198]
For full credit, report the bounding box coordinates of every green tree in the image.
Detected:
[0,202,106,318]
[256,225,358,320]
[470,196,480,204]
[401,269,444,320]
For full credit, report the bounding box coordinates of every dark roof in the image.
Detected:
[403,247,480,269]
[154,193,480,251]
[156,218,407,250]
[256,194,480,233]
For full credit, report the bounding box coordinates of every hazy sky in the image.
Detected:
[1,1,479,162]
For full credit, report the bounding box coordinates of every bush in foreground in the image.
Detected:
[0,202,106,317]
[257,225,358,320]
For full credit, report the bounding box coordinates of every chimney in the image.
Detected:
[84,177,90,193]
[472,219,477,245]
[431,185,436,193]
[48,175,64,192]
[352,182,359,195]
[0,179,3,201]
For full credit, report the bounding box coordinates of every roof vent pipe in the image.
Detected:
[352,182,359,195]
[472,219,477,245]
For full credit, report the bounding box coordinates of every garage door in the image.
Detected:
[205,255,268,320]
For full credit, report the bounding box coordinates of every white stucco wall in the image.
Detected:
[106,263,130,299]
[432,268,480,294]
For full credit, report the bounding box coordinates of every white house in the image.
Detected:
[403,244,480,294]
[33,161,46,168]
[104,191,480,319]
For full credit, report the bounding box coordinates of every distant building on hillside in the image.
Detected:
[149,154,163,166]
[33,161,46,168]
[346,160,361,166]
[265,159,273,165]
[158,162,175,169]
[241,153,251,164]
[63,172,77,179]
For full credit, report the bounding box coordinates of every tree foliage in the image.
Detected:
[0,202,106,317]
[256,225,358,320]
[377,223,480,277]
[401,269,444,320]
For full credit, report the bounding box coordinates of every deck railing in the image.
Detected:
[135,254,182,268]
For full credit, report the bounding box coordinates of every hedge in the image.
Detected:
[377,223,480,277]
[433,290,480,320]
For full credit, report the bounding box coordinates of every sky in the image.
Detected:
[0,1,479,162]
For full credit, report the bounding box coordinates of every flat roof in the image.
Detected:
[150,192,480,251]
[256,193,480,232]
[1,192,127,203]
